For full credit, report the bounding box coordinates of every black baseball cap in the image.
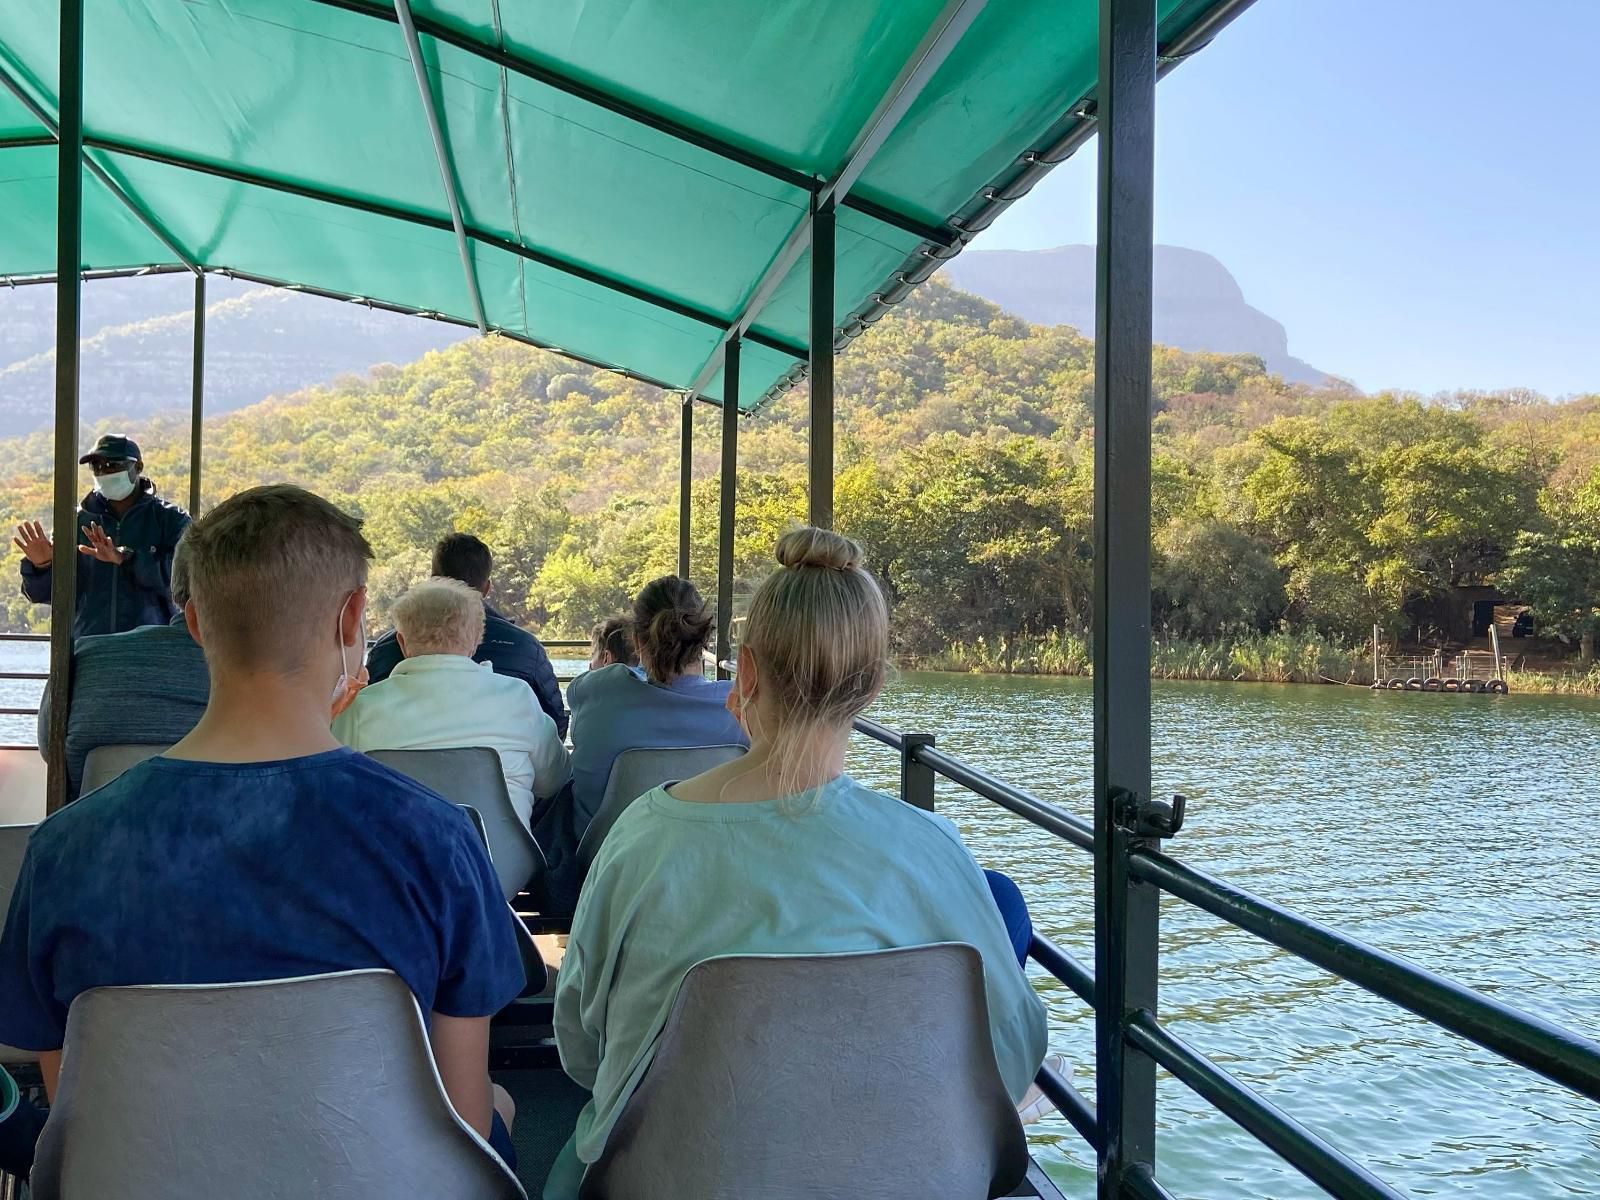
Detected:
[79,434,141,465]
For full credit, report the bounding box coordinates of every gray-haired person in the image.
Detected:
[37,533,209,800]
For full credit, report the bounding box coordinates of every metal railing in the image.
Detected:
[850,717,1600,1199]
[0,633,595,751]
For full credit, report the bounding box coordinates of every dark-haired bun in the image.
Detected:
[775,527,862,572]
[633,575,716,678]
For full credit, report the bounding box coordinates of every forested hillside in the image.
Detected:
[2,280,1596,671]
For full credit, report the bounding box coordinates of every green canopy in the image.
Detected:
[0,0,1242,409]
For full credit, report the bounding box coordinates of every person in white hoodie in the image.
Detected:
[334,576,570,825]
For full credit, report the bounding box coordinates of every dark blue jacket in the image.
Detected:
[20,484,191,640]
[365,602,568,738]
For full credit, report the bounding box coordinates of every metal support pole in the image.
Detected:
[808,195,836,529]
[715,339,740,681]
[678,399,693,581]
[900,732,937,811]
[189,273,206,515]
[1091,0,1159,1195]
[45,0,85,815]
[394,0,488,334]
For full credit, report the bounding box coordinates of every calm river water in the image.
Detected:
[852,673,1600,1199]
[3,650,1596,1196]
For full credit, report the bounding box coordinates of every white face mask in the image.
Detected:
[93,470,136,502]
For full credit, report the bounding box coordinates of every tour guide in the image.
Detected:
[12,434,191,638]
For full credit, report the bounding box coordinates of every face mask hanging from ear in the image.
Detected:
[93,470,137,502]
[330,590,366,710]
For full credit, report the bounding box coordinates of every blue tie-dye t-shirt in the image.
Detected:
[0,748,524,1051]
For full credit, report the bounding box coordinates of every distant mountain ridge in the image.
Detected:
[0,275,466,437]
[0,244,1326,439]
[942,244,1331,386]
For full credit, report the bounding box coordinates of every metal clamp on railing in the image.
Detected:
[899,732,936,811]
[1113,787,1186,839]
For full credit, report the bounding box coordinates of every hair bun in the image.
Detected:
[775,527,864,572]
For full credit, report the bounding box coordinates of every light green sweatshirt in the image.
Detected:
[546,774,1049,1198]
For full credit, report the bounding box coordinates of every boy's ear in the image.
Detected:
[182,599,204,647]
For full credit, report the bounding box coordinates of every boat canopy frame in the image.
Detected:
[20,4,1600,1200]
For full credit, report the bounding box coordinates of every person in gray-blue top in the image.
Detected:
[13,434,191,639]
[36,534,209,801]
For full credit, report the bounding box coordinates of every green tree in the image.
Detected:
[1500,469,1600,659]
[1154,521,1285,639]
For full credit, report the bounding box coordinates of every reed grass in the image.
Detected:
[907,632,1600,690]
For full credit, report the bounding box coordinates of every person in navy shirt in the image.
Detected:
[0,485,525,1175]
[12,433,191,639]
[365,532,568,737]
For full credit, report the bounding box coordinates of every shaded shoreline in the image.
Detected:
[902,634,1600,695]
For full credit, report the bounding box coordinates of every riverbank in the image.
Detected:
[909,631,1600,694]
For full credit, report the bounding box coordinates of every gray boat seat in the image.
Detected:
[457,805,547,997]
[368,747,548,904]
[0,823,35,1065]
[578,744,745,870]
[30,969,526,1200]
[80,743,168,795]
[581,943,1028,1200]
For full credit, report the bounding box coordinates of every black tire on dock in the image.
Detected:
[1487,679,1509,694]
[1388,679,1405,690]
[1404,677,1423,691]
[1464,680,1485,693]
[1442,679,1461,692]
[1423,677,1443,692]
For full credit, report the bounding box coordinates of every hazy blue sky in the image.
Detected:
[983,0,1597,397]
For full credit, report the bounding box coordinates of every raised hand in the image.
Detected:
[79,522,125,565]
[12,520,52,568]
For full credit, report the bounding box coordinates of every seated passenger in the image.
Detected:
[36,534,209,800]
[0,485,524,1170]
[587,614,638,672]
[543,576,746,868]
[545,529,1048,1197]
[335,576,571,825]
[367,532,568,737]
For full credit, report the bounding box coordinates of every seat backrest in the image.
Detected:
[0,822,33,925]
[582,943,1028,1200]
[457,805,547,998]
[81,744,169,794]
[30,969,525,1200]
[367,747,546,903]
[0,826,39,1065]
[578,744,745,869]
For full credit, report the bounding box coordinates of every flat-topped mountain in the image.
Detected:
[942,243,1331,386]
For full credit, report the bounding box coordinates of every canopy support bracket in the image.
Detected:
[393,0,488,335]
[686,0,988,404]
[0,60,199,274]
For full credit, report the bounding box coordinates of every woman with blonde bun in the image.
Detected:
[545,528,1048,1199]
